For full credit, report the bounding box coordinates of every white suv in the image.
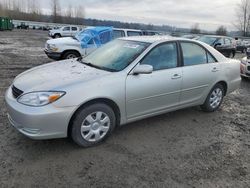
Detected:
[49,26,82,38]
[45,27,113,60]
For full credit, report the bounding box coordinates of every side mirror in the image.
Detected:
[133,64,153,75]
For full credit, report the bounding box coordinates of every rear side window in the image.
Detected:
[113,30,125,39]
[72,27,78,31]
[127,31,142,36]
[181,42,207,66]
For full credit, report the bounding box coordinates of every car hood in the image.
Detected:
[47,37,80,46]
[13,59,110,92]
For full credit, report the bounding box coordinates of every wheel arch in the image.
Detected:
[62,50,81,58]
[67,98,121,137]
[52,33,61,38]
[216,81,228,96]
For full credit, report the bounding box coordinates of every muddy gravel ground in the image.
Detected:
[0,30,249,188]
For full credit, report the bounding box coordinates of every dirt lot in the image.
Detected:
[0,30,249,188]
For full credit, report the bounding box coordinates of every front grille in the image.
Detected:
[12,85,23,98]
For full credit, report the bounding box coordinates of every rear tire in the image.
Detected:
[62,51,80,59]
[71,103,116,147]
[201,84,225,112]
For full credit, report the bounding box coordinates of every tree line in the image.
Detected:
[0,0,248,36]
[0,0,174,31]
[0,0,84,24]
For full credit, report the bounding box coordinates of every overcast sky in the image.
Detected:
[40,0,239,31]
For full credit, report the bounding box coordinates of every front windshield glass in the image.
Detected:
[198,36,218,45]
[83,39,150,72]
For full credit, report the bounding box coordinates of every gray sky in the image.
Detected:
[41,0,239,31]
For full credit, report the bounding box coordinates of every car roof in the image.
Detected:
[113,28,142,32]
[119,35,227,62]
[201,35,234,39]
[120,35,192,44]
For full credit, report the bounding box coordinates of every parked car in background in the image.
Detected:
[45,27,113,60]
[16,22,29,30]
[6,36,241,147]
[112,28,143,39]
[49,26,82,38]
[46,27,146,60]
[197,35,236,58]
[142,30,161,36]
[235,39,250,53]
[240,48,250,79]
[240,57,250,79]
[181,34,199,39]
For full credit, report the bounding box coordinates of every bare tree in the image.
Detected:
[73,5,84,24]
[190,23,201,34]
[235,0,250,36]
[51,0,61,23]
[216,26,227,36]
[66,4,73,18]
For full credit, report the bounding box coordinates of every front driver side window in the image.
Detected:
[141,43,178,71]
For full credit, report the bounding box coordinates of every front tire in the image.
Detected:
[62,51,80,59]
[54,34,61,38]
[71,103,116,147]
[201,84,225,112]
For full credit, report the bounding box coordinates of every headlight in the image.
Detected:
[48,44,58,52]
[17,91,65,107]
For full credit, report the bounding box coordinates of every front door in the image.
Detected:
[126,42,182,120]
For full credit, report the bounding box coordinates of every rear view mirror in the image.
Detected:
[133,64,153,75]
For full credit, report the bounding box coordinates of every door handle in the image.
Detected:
[212,67,219,72]
[171,74,182,79]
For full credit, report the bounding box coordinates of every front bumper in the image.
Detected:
[241,62,250,78]
[44,49,62,60]
[5,86,76,140]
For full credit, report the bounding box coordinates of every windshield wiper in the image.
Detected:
[79,59,103,70]
[77,58,117,72]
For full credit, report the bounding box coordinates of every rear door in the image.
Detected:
[180,42,220,105]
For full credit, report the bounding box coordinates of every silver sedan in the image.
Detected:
[5,36,241,147]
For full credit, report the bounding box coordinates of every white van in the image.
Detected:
[113,28,143,39]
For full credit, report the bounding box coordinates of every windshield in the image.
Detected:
[198,36,218,45]
[83,39,150,72]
